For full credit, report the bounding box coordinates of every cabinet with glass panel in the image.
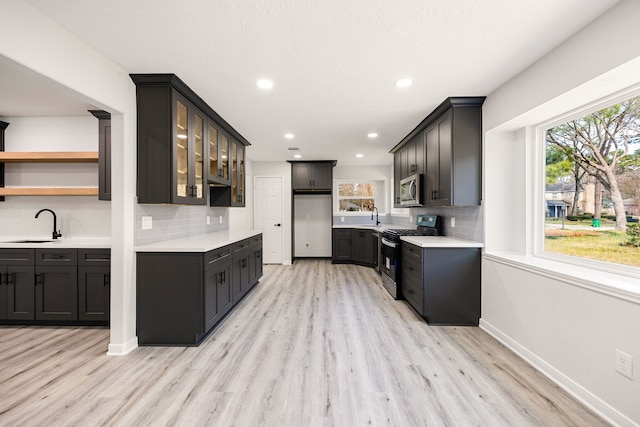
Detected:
[131,74,250,206]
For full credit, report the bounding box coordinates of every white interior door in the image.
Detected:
[254,176,283,264]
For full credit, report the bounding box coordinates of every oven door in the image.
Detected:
[381,237,401,299]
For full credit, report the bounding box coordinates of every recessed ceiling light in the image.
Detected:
[367,133,378,138]
[284,133,295,139]
[256,79,274,89]
[395,78,413,88]
[356,153,364,158]
[293,154,302,159]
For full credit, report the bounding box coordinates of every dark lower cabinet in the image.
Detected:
[332,228,377,267]
[78,249,111,322]
[0,265,35,320]
[401,242,481,325]
[137,233,263,346]
[0,248,110,325]
[331,229,352,263]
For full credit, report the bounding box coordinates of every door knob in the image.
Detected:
[274,223,281,227]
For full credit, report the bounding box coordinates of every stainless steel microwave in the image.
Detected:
[400,174,422,206]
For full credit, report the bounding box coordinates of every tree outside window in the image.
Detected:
[544,95,640,267]
[338,182,376,212]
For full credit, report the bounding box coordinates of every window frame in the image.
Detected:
[533,89,640,280]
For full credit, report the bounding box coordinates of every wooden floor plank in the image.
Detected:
[0,260,609,426]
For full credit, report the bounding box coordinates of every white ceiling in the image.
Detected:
[4,0,619,165]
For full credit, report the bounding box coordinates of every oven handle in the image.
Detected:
[381,238,398,248]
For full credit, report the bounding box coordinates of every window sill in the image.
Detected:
[483,251,640,305]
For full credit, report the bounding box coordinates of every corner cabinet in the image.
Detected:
[390,97,484,207]
[131,74,250,206]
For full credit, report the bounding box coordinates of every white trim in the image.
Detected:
[480,318,636,427]
[484,252,640,305]
[106,337,138,356]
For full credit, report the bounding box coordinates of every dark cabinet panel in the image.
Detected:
[89,110,112,201]
[78,266,110,322]
[351,229,377,267]
[331,229,352,263]
[232,243,251,304]
[210,139,245,207]
[1,265,35,320]
[35,265,78,321]
[205,258,232,332]
[400,243,480,326]
[290,161,335,192]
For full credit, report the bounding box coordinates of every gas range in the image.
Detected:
[381,214,443,243]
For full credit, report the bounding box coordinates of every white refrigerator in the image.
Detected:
[293,194,332,257]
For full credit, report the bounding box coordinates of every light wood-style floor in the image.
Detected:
[0,260,608,426]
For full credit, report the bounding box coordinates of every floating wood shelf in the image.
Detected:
[0,188,99,196]
[0,151,99,163]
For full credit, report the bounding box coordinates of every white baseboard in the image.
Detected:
[480,319,637,427]
[106,336,138,356]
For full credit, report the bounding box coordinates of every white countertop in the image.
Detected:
[135,230,262,253]
[0,238,111,249]
[400,236,484,248]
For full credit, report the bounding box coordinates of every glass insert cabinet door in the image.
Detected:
[194,113,204,199]
[175,100,189,198]
[221,133,229,181]
[174,96,206,204]
[208,123,219,179]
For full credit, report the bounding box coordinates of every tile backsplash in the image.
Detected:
[391,205,484,242]
[332,214,389,226]
[135,204,229,245]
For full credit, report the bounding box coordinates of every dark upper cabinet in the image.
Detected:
[207,122,230,186]
[131,74,250,206]
[210,138,245,207]
[290,161,335,192]
[89,110,111,201]
[391,97,484,207]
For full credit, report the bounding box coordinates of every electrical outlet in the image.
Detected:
[409,215,413,223]
[219,215,223,224]
[451,217,456,228]
[141,216,152,230]
[341,216,345,222]
[305,242,310,247]
[616,349,633,379]
[206,216,210,225]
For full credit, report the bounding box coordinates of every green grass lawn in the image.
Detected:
[545,227,640,267]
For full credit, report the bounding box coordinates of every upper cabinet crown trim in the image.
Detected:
[130,74,251,147]
[389,96,486,154]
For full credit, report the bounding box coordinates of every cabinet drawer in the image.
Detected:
[401,243,421,262]
[233,238,251,253]
[250,234,262,246]
[402,275,423,314]
[205,245,232,270]
[401,255,422,283]
[0,248,35,265]
[78,249,111,265]
[35,248,77,265]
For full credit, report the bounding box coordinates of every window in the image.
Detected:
[337,182,376,212]
[544,95,640,268]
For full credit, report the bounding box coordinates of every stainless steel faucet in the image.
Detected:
[35,208,62,239]
[371,206,380,226]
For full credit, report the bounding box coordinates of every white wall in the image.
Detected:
[483,0,640,424]
[0,116,110,239]
[1,1,138,356]
[294,194,332,257]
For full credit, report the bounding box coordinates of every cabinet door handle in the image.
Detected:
[35,273,42,286]
[408,289,415,294]
[0,273,5,285]
[104,273,110,287]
